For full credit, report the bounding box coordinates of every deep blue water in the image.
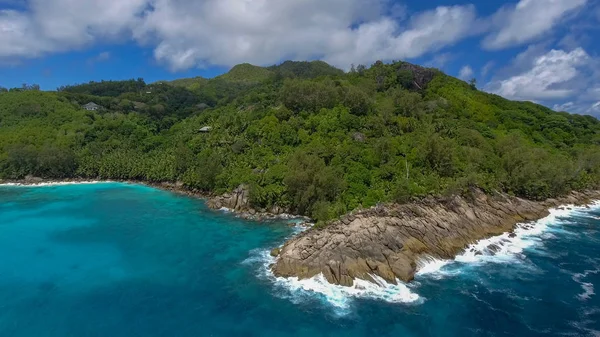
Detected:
[0,183,598,337]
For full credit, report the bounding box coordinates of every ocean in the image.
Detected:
[0,182,598,337]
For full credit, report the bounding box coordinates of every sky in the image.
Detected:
[1,0,600,117]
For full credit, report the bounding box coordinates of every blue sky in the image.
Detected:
[1,0,600,117]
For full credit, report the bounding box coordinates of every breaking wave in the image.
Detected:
[243,250,421,313]
[414,202,599,280]
[246,200,599,313]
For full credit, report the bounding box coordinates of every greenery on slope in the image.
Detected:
[1,60,599,223]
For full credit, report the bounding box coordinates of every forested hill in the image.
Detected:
[1,60,599,223]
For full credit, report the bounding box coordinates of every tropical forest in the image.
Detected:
[1,60,599,223]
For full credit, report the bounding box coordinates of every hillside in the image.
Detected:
[1,60,599,223]
[217,63,274,82]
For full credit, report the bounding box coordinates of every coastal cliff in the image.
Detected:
[272,189,600,286]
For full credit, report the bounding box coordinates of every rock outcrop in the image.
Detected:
[272,189,600,286]
[207,184,251,211]
[206,184,291,219]
[398,63,436,90]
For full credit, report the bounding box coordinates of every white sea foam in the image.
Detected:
[273,272,421,310]
[0,181,108,187]
[573,269,599,301]
[245,250,421,312]
[415,255,451,276]
[454,205,592,264]
[578,283,595,301]
[246,200,600,310]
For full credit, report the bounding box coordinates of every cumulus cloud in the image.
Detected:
[0,0,480,70]
[458,65,473,80]
[135,1,479,70]
[0,0,147,60]
[486,46,600,117]
[483,0,587,50]
[487,48,590,101]
[554,101,600,116]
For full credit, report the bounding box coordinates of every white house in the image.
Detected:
[83,102,102,111]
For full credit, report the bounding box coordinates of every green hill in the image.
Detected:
[218,63,274,82]
[167,76,209,90]
[1,60,599,223]
[269,60,345,78]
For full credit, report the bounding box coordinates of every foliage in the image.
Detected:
[1,60,599,223]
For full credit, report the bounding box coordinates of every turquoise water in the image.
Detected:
[0,183,598,336]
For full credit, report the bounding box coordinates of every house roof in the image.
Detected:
[83,102,100,108]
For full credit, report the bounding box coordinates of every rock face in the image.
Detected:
[272,189,600,286]
[206,184,290,218]
[207,184,251,211]
[398,63,436,90]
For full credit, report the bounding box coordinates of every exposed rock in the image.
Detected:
[24,175,44,184]
[269,205,283,215]
[272,189,600,286]
[207,184,250,211]
[206,185,295,220]
[351,132,366,142]
[397,63,436,90]
[270,248,281,257]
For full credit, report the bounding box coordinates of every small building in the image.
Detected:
[196,103,210,110]
[83,102,102,111]
[199,126,212,133]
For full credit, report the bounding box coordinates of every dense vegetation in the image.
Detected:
[1,60,599,223]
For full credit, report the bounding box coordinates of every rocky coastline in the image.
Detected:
[271,188,600,287]
[0,177,306,222]
[4,177,598,287]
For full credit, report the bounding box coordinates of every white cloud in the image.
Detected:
[458,65,473,80]
[554,101,600,116]
[322,5,479,69]
[0,0,147,60]
[487,48,590,101]
[424,52,455,68]
[487,46,600,117]
[553,101,576,111]
[481,61,495,77]
[87,51,111,65]
[483,0,587,50]
[96,51,111,62]
[0,0,479,70]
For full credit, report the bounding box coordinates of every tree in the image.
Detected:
[280,79,339,113]
[468,78,477,90]
[0,59,599,227]
[356,64,366,75]
[397,69,415,89]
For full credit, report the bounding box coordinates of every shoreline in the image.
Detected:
[3,178,598,288]
[271,188,600,287]
[0,178,310,223]
[260,200,600,308]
